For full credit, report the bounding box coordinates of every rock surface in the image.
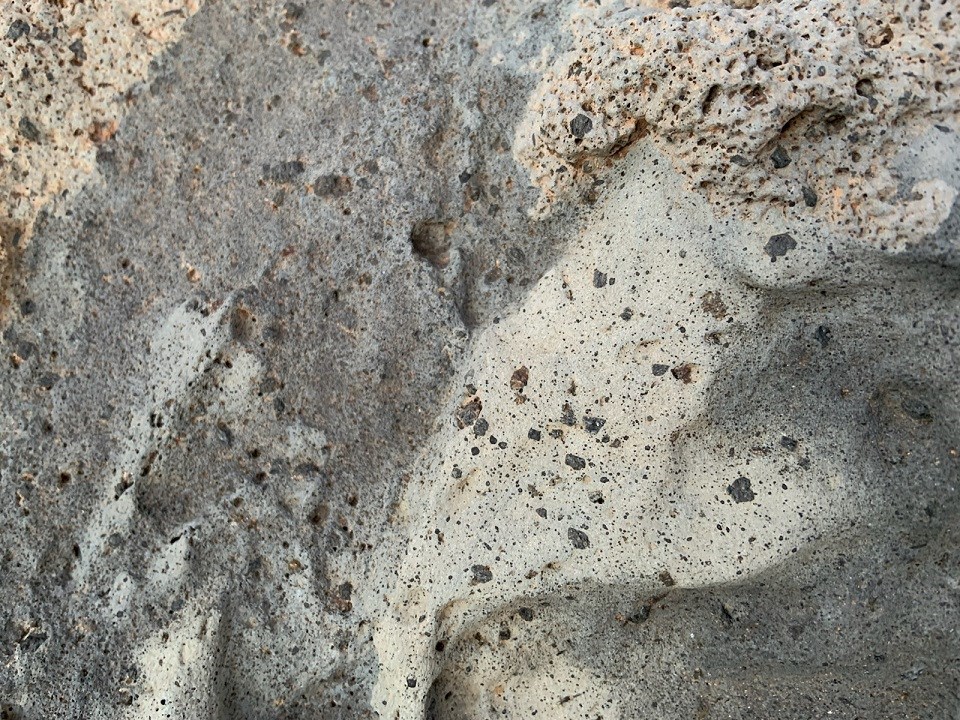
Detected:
[1,1,958,719]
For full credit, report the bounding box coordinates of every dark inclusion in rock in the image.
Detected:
[568,527,591,549]
[470,564,493,584]
[727,476,755,503]
[764,233,797,262]
[455,396,482,428]
[583,416,606,434]
[570,113,593,138]
[565,454,586,470]
[771,145,792,169]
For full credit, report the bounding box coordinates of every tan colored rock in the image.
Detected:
[0,0,202,281]
[516,0,959,247]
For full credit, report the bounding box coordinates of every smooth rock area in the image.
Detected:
[1,1,958,719]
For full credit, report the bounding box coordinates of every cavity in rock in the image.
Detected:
[410,220,451,269]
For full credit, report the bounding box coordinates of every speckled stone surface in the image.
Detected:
[1,2,958,719]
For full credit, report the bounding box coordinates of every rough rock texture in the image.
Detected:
[372,144,960,718]
[1,1,958,719]
[0,0,202,283]
[516,0,960,249]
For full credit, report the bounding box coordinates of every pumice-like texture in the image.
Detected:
[516,0,959,248]
[1,0,958,718]
[0,0,201,271]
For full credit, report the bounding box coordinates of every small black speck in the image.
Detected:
[570,113,593,138]
[727,476,755,503]
[593,269,608,288]
[583,416,606,434]
[498,441,507,449]
[764,234,796,262]
[620,307,633,320]
[406,677,417,688]
[528,428,542,441]
[771,146,791,169]
[568,527,590,549]
[451,467,462,479]
[565,454,586,470]
[471,446,480,456]
[652,364,670,377]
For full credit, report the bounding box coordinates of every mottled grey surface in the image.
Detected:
[1,1,959,719]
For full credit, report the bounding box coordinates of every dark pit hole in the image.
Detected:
[410,220,452,269]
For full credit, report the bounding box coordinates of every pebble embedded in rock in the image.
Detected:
[18,117,41,143]
[565,454,587,470]
[815,325,832,348]
[471,565,493,584]
[671,363,695,383]
[764,233,797,262]
[570,113,593,138]
[456,397,483,428]
[583,416,606,434]
[568,527,591,549]
[727,476,756,503]
[780,436,799,451]
[771,146,791,169]
[510,366,529,392]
